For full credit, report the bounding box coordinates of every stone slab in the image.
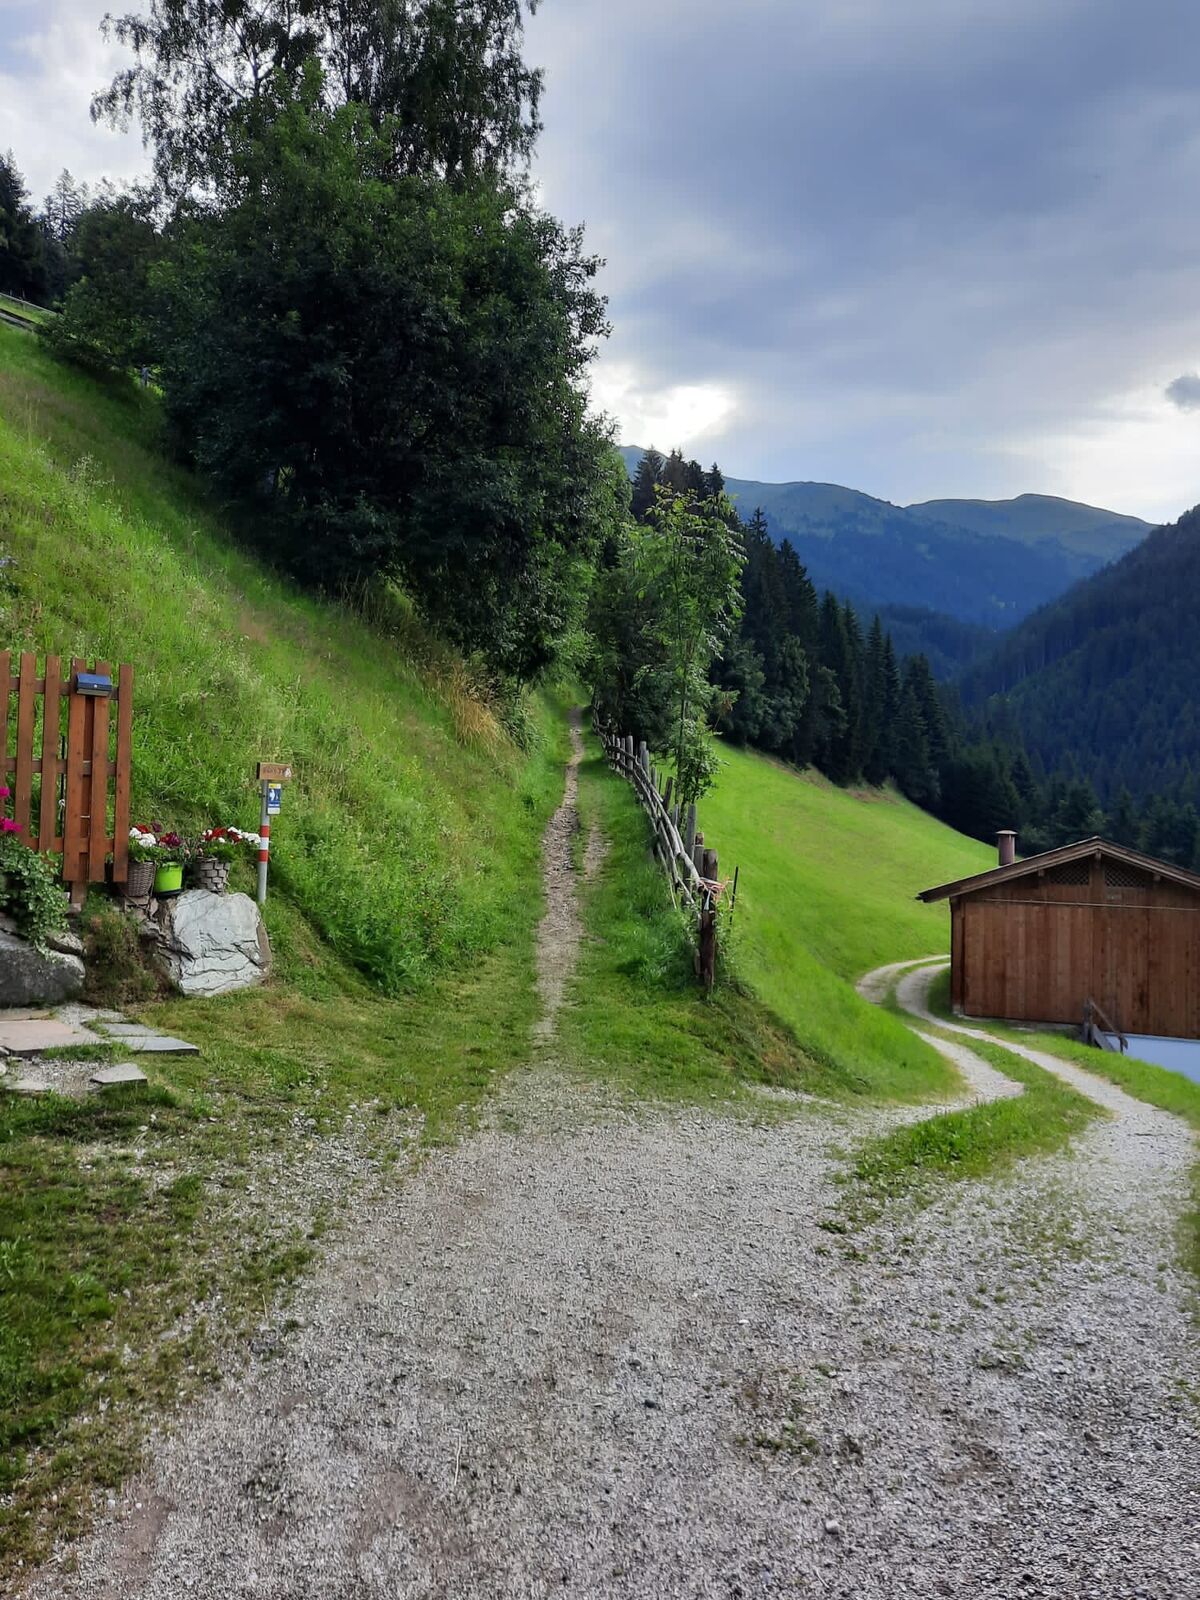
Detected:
[0,1008,53,1022]
[0,1019,104,1056]
[10,1076,50,1095]
[90,1063,149,1087]
[95,1026,199,1055]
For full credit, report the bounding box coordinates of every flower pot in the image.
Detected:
[124,858,156,900]
[153,862,184,897]
[191,855,231,894]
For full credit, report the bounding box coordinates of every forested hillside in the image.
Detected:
[962,506,1200,805]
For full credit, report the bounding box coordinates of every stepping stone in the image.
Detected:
[0,1008,53,1022]
[95,1024,199,1055]
[0,1019,103,1056]
[10,1076,50,1096]
[90,1063,149,1088]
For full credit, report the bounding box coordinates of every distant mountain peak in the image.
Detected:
[617,443,1154,634]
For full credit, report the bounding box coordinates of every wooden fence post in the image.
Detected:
[684,803,697,860]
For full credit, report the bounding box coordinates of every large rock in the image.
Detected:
[153,890,271,997]
[0,927,85,1006]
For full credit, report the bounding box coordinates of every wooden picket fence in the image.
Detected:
[0,652,134,904]
[595,719,733,989]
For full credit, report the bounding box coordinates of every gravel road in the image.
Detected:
[23,755,1200,1599]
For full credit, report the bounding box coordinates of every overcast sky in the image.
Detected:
[4,0,1200,519]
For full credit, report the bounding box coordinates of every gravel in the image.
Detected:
[21,762,1200,1599]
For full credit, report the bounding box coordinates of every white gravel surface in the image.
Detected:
[22,768,1200,1599]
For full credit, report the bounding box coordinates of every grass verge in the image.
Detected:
[836,1029,1101,1227]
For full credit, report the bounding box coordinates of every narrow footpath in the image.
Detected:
[23,809,1200,1597]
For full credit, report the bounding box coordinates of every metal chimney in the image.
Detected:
[997,830,1017,867]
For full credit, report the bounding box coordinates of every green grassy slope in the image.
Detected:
[700,745,994,1098]
[0,323,566,991]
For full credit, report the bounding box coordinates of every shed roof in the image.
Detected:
[917,836,1200,904]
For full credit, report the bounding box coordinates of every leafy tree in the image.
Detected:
[44,191,163,371]
[148,74,611,679]
[640,486,744,801]
[96,0,543,198]
[0,152,46,301]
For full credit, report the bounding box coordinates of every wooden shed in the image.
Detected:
[918,836,1200,1038]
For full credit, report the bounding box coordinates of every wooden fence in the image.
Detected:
[0,653,134,904]
[595,720,733,989]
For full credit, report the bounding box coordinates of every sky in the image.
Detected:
[4,0,1200,520]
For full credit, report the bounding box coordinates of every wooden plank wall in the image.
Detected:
[959,896,1200,1037]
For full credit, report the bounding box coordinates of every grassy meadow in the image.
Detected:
[700,743,993,1099]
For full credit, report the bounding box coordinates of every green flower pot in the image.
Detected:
[153,862,184,896]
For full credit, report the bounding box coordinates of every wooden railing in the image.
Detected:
[595,719,734,990]
[1081,997,1128,1054]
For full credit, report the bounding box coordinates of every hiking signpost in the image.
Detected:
[255,760,293,905]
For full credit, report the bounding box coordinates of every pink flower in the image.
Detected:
[0,786,9,798]
[1,819,21,834]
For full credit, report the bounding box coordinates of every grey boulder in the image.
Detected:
[0,928,85,1006]
[153,890,271,997]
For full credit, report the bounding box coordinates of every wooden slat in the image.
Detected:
[13,652,36,840]
[0,650,9,797]
[63,658,90,888]
[87,660,111,882]
[111,662,133,882]
[36,654,61,853]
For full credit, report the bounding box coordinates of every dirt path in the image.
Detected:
[531,709,588,1044]
[24,872,1200,1595]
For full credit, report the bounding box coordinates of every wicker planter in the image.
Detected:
[153,862,184,897]
[124,858,156,900]
[190,855,231,895]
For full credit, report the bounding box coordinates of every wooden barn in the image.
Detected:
[919,835,1200,1039]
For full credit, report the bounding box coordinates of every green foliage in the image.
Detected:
[41,192,162,374]
[0,838,67,953]
[590,484,744,803]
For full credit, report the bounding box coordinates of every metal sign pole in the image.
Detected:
[257,781,271,906]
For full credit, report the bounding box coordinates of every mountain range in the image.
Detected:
[618,446,1152,641]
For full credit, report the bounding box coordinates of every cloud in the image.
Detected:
[5,0,1200,518]
[1165,373,1200,412]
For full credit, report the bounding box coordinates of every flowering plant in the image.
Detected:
[128,825,186,863]
[196,825,262,863]
[0,785,19,838]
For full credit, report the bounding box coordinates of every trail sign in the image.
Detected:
[254,760,294,905]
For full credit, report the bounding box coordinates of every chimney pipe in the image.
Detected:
[997,830,1016,867]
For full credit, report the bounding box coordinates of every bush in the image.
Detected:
[0,837,68,952]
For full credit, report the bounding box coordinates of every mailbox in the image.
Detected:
[74,672,113,697]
